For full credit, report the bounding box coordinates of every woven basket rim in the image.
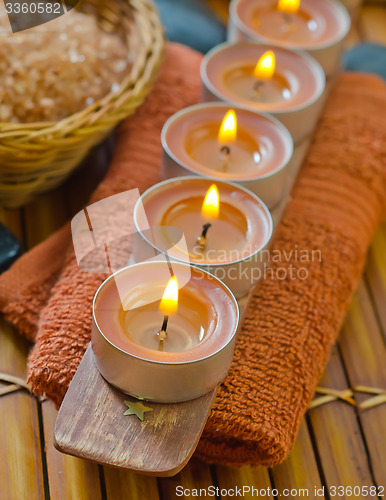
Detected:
[0,0,164,138]
[0,0,164,208]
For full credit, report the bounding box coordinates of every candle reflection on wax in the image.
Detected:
[276,0,314,33]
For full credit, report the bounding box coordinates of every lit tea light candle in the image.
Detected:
[92,261,239,403]
[161,103,293,208]
[133,177,273,298]
[228,0,350,78]
[201,42,325,144]
[226,49,293,104]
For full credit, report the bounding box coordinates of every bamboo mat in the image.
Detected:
[0,5,385,499]
[1,168,385,499]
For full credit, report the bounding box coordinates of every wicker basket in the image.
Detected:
[0,0,164,208]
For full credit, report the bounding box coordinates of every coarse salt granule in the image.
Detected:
[0,10,131,123]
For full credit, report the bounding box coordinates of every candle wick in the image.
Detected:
[253,80,265,93]
[220,145,230,172]
[157,315,168,351]
[282,12,293,24]
[161,315,169,332]
[281,12,297,33]
[201,223,212,238]
[196,223,212,250]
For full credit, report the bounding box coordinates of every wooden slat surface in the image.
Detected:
[339,280,386,487]
[42,402,103,500]
[308,345,375,491]
[0,208,45,500]
[215,464,274,499]
[359,6,386,45]
[366,222,386,342]
[0,319,45,500]
[157,458,214,499]
[271,422,323,495]
[103,466,159,500]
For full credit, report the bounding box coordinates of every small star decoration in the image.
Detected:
[123,400,153,421]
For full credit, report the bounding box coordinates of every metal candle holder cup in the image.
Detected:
[92,261,240,403]
[133,177,273,299]
[201,42,326,145]
[227,0,350,78]
[161,103,294,209]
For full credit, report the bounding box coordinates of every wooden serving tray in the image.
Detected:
[54,292,252,476]
[54,345,216,476]
[54,139,311,476]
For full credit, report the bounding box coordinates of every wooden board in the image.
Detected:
[54,345,217,477]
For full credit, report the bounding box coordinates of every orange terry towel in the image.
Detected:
[0,43,385,467]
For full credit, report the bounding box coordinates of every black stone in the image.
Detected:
[0,224,21,273]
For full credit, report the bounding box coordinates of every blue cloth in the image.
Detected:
[344,43,386,79]
[0,223,21,273]
[154,0,226,53]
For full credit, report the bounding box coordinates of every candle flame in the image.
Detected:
[201,184,220,219]
[277,0,300,13]
[218,109,237,143]
[159,276,179,315]
[254,51,276,79]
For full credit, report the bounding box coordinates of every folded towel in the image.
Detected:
[0,42,385,467]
